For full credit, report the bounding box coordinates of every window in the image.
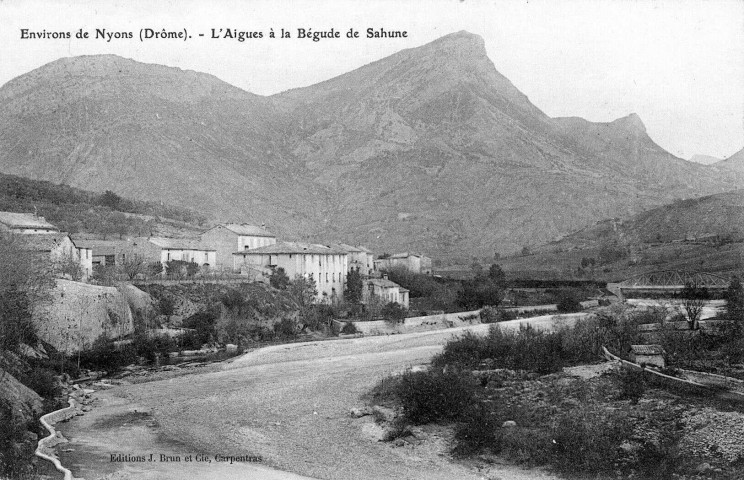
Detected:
[326,273,329,283]
[245,245,249,250]
[332,273,335,282]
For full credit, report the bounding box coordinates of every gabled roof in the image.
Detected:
[336,243,362,253]
[18,233,72,252]
[147,237,216,251]
[69,237,132,254]
[0,212,58,230]
[210,223,275,237]
[233,241,348,256]
[629,344,665,355]
[367,277,403,288]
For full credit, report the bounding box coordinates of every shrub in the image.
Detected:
[0,398,36,477]
[273,317,298,339]
[556,291,582,313]
[17,367,61,400]
[395,368,478,424]
[79,337,138,371]
[452,403,501,456]
[550,404,632,474]
[381,302,407,324]
[158,295,176,316]
[340,322,358,334]
[480,306,517,323]
[617,368,646,403]
[432,325,564,374]
[182,311,218,346]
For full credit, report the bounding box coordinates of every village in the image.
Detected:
[0,210,441,352]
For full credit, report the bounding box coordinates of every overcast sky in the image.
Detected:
[1,0,742,159]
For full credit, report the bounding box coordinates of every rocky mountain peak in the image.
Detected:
[612,112,647,132]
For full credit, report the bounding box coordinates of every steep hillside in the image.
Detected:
[543,189,744,249]
[690,154,722,165]
[0,172,204,238]
[0,55,320,239]
[716,148,744,172]
[0,32,739,257]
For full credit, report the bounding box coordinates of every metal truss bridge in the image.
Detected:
[607,270,731,298]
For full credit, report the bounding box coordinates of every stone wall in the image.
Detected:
[337,309,482,335]
[33,280,135,354]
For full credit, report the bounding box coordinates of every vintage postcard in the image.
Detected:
[0,1,743,479]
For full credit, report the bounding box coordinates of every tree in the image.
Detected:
[726,276,744,323]
[100,190,121,210]
[0,232,54,352]
[269,267,290,290]
[381,302,407,324]
[488,264,507,289]
[185,261,199,278]
[680,281,708,330]
[54,251,83,281]
[344,267,363,304]
[119,253,147,280]
[289,274,319,331]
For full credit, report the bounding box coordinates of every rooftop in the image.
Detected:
[233,241,349,256]
[0,212,58,230]
[629,344,665,356]
[147,237,216,251]
[367,277,403,288]
[18,233,72,252]
[219,223,275,237]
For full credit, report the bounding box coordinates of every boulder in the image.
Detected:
[502,420,517,428]
[350,406,373,418]
[0,368,44,425]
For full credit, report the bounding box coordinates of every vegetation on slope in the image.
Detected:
[0,172,207,237]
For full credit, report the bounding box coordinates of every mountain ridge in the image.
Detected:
[0,32,739,257]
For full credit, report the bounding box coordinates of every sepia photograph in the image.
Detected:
[0,0,743,478]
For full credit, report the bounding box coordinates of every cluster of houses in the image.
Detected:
[0,212,436,309]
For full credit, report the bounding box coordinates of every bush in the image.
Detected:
[273,317,298,339]
[79,337,138,371]
[340,322,358,334]
[182,311,218,346]
[0,398,36,477]
[617,368,646,403]
[432,325,564,374]
[480,306,517,323]
[17,367,61,400]
[550,404,633,474]
[395,368,478,424]
[452,403,501,456]
[556,290,582,313]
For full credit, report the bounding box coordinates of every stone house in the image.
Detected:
[233,242,348,301]
[0,211,60,234]
[374,252,432,274]
[70,238,134,268]
[628,344,666,368]
[19,232,90,280]
[134,237,216,268]
[336,243,375,276]
[200,223,277,270]
[363,275,410,308]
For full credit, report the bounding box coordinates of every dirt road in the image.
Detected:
[57,315,584,480]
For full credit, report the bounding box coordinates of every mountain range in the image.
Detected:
[0,31,741,257]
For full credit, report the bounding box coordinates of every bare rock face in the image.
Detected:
[32,279,135,354]
[0,367,44,424]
